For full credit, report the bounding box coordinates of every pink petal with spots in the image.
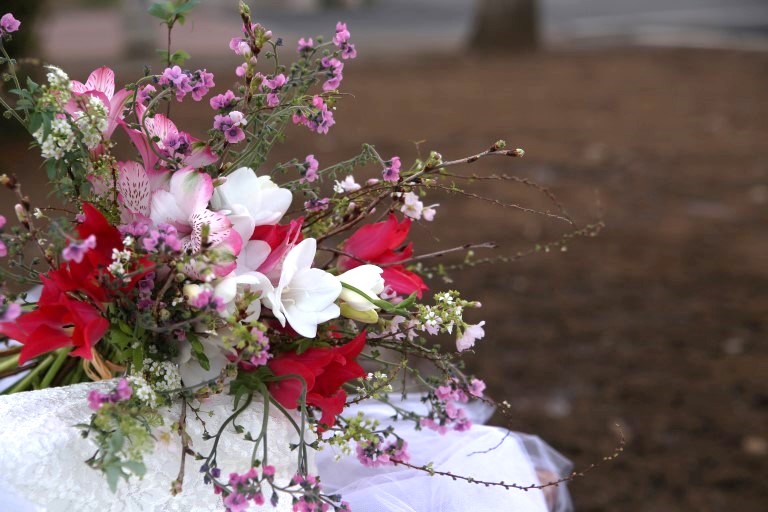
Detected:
[190,209,234,252]
[117,161,151,217]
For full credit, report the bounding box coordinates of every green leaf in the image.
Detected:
[169,50,191,66]
[122,460,147,478]
[189,334,210,371]
[105,464,121,493]
[148,2,174,22]
[45,160,56,180]
[173,0,200,16]
[109,430,125,452]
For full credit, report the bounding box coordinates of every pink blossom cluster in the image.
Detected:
[356,436,409,468]
[303,198,330,212]
[142,224,184,253]
[297,37,314,54]
[420,378,486,434]
[288,474,349,512]
[382,156,401,183]
[214,111,247,144]
[87,378,132,410]
[244,329,271,367]
[137,84,156,105]
[210,90,240,111]
[300,155,319,184]
[332,22,356,60]
[320,57,344,92]
[136,272,156,311]
[185,284,225,313]
[263,74,288,107]
[62,234,97,264]
[292,96,335,135]
[0,13,20,37]
[159,66,215,102]
[213,465,275,512]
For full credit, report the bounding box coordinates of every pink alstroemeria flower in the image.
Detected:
[67,67,131,140]
[149,168,242,276]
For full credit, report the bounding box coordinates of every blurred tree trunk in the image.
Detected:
[470,0,538,51]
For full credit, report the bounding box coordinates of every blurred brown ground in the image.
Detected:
[2,46,767,511]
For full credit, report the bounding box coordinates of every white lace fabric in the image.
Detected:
[0,385,573,512]
[0,382,307,512]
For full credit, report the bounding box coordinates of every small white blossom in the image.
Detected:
[333,175,361,194]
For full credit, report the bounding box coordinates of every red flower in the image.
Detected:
[338,214,428,298]
[50,203,150,302]
[0,276,109,364]
[0,204,147,364]
[268,331,367,430]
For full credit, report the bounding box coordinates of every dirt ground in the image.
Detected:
[2,48,767,511]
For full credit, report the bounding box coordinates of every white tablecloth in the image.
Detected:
[0,385,572,512]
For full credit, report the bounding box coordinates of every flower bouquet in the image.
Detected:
[0,2,599,511]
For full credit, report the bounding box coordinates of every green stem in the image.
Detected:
[39,348,71,388]
[0,353,20,373]
[4,354,55,394]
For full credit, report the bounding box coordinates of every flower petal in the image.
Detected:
[117,161,151,217]
[170,168,214,218]
[84,66,115,99]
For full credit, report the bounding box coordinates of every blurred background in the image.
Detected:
[1,1,767,510]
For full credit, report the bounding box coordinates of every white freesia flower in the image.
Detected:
[337,265,385,311]
[263,238,341,338]
[211,167,292,242]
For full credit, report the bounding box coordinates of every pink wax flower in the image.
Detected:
[159,65,188,89]
[229,37,251,56]
[382,156,401,182]
[333,22,351,46]
[468,378,486,398]
[62,234,97,264]
[137,84,156,105]
[190,69,215,101]
[304,198,330,212]
[0,13,21,36]
[297,37,314,53]
[321,57,344,91]
[222,492,248,512]
[210,90,239,111]
[214,111,247,144]
[301,154,319,183]
[263,73,287,107]
[332,21,356,60]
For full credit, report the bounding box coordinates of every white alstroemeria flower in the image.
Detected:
[337,265,385,311]
[213,271,273,322]
[210,166,292,242]
[263,238,341,338]
[175,335,234,386]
